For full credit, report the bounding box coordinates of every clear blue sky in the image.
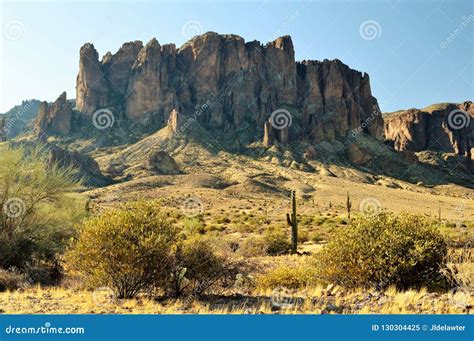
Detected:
[1,0,472,113]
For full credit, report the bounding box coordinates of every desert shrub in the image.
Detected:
[66,201,179,298]
[0,269,27,292]
[256,264,317,289]
[313,212,448,290]
[297,230,309,243]
[264,232,292,256]
[166,238,248,298]
[441,244,472,289]
[0,144,85,273]
[183,217,206,235]
[240,232,291,257]
[310,232,324,243]
[240,236,266,257]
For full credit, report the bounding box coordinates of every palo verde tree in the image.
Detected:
[0,144,85,271]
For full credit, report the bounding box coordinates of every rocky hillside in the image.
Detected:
[385,102,473,173]
[35,32,384,146]
[0,99,41,138]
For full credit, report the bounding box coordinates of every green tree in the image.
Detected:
[314,212,448,290]
[0,144,84,271]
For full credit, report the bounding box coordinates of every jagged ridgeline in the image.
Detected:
[34,32,384,145]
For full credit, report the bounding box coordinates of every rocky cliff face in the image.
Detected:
[74,32,383,144]
[384,102,473,160]
[34,92,73,136]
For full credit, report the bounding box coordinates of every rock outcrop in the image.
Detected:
[75,32,383,144]
[0,100,41,139]
[47,145,112,187]
[148,150,180,175]
[167,109,183,134]
[384,102,473,159]
[33,92,73,135]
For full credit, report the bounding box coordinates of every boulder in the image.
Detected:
[47,146,112,187]
[148,150,180,175]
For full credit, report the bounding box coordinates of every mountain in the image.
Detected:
[7,31,469,193]
[35,32,384,145]
[385,101,473,173]
[0,99,41,139]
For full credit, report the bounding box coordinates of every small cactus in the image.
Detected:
[346,191,352,221]
[286,189,298,254]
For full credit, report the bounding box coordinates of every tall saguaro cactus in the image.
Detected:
[286,189,298,254]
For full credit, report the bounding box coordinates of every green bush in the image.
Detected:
[66,201,179,298]
[313,212,448,290]
[67,202,250,299]
[264,232,292,256]
[0,144,85,273]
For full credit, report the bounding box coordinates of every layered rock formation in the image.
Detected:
[74,32,383,144]
[384,102,473,159]
[47,145,112,187]
[34,92,73,135]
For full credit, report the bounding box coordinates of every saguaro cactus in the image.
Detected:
[346,191,352,221]
[286,189,298,254]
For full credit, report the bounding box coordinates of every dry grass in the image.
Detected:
[0,285,471,315]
